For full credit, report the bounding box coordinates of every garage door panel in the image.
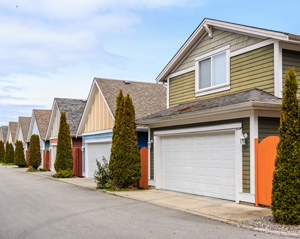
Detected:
[87,142,111,178]
[161,132,236,201]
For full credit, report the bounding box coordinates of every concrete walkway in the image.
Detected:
[4,165,271,223]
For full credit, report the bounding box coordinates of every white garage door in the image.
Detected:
[161,132,236,201]
[50,145,57,172]
[87,142,111,178]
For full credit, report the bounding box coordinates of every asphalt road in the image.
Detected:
[0,167,284,239]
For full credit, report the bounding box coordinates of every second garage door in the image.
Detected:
[161,132,236,201]
[87,142,111,178]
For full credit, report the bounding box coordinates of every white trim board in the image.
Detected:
[85,138,112,144]
[154,122,242,136]
[82,129,113,136]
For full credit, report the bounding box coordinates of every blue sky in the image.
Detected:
[0,0,300,125]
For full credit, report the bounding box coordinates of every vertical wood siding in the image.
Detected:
[150,118,251,193]
[258,117,280,143]
[169,45,274,107]
[84,90,114,133]
[176,29,263,72]
[282,49,300,96]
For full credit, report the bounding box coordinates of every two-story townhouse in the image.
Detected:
[27,109,51,167]
[76,78,166,178]
[14,117,31,153]
[46,98,86,174]
[0,126,8,143]
[6,122,18,147]
[136,19,300,204]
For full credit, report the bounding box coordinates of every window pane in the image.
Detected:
[212,52,226,86]
[199,58,211,89]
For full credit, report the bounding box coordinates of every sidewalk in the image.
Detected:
[4,165,271,223]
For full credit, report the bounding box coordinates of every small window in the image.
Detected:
[195,47,230,96]
[199,52,226,89]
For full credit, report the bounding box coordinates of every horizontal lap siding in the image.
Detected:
[150,118,251,194]
[258,117,280,143]
[177,29,263,71]
[169,45,274,107]
[283,49,300,96]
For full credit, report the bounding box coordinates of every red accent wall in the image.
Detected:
[72,137,82,148]
[50,138,58,144]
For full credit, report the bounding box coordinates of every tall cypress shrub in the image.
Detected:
[109,91,141,188]
[54,112,73,172]
[4,142,14,163]
[14,140,26,167]
[0,141,4,162]
[272,67,300,224]
[109,89,125,180]
[29,134,41,169]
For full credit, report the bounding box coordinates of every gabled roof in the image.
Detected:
[46,98,86,138]
[0,126,8,142]
[77,78,167,136]
[8,122,18,143]
[136,89,282,124]
[28,109,51,141]
[156,18,300,83]
[95,78,167,119]
[15,117,31,143]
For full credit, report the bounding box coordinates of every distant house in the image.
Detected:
[136,18,300,204]
[14,116,31,152]
[6,122,18,147]
[46,98,86,173]
[27,110,51,167]
[0,126,8,143]
[76,78,166,178]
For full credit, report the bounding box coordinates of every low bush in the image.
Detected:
[94,157,112,189]
[27,168,38,172]
[53,169,73,178]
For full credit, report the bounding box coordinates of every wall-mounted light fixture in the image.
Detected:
[147,140,153,148]
[240,133,248,145]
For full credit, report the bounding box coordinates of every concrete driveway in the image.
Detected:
[0,165,283,239]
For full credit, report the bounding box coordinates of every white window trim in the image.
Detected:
[195,45,230,97]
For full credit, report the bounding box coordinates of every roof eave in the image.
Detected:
[135,101,281,125]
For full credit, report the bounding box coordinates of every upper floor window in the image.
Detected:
[195,46,230,96]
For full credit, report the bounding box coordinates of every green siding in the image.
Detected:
[283,49,300,96]
[258,117,280,143]
[169,44,274,107]
[150,118,251,193]
[177,29,263,71]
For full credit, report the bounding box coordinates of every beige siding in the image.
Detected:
[150,118,251,194]
[84,90,114,133]
[176,29,263,72]
[282,49,300,96]
[169,45,274,107]
[50,109,60,138]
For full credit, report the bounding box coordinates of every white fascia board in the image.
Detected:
[76,79,98,137]
[136,101,281,126]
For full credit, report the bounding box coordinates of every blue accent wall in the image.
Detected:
[137,132,148,149]
[82,132,113,175]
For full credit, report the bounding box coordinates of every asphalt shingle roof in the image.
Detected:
[55,98,86,136]
[95,78,167,120]
[33,110,51,140]
[137,89,282,122]
[19,117,31,141]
